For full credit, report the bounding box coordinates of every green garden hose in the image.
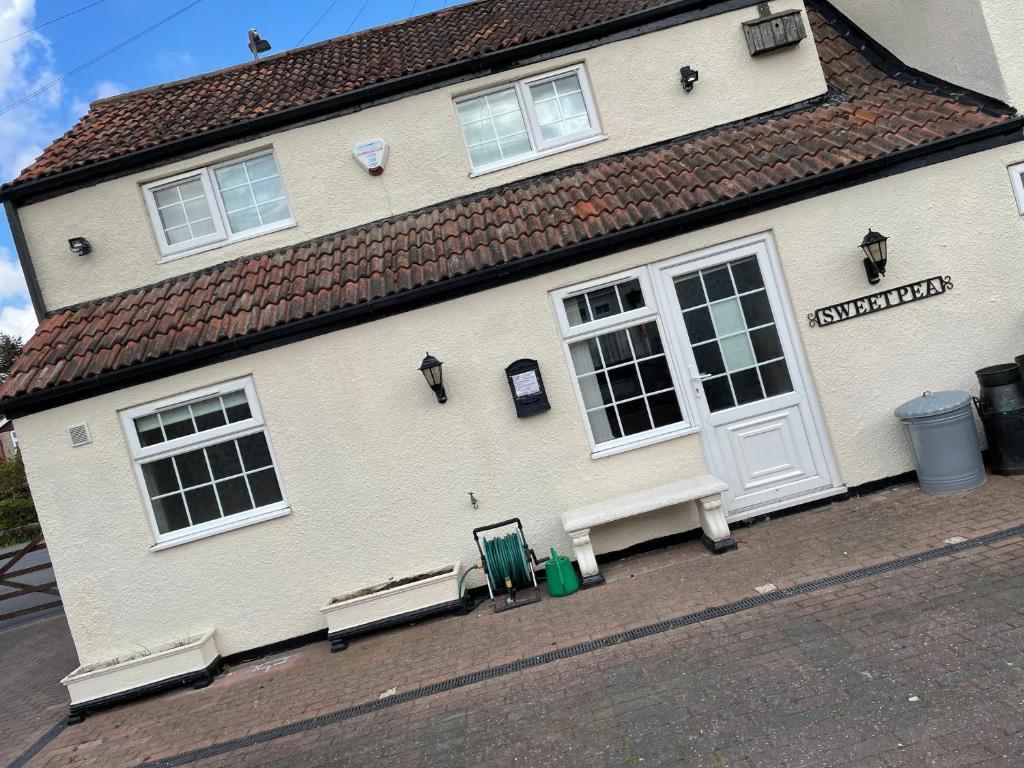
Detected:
[481,531,533,592]
[456,563,479,599]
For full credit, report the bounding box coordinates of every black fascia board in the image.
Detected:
[0,0,764,206]
[3,201,46,320]
[3,115,1022,419]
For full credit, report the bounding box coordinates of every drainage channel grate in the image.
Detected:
[12,524,1018,768]
[7,718,67,768]
[127,523,1024,768]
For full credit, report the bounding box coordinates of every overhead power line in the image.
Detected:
[0,0,206,119]
[295,0,342,47]
[0,0,108,45]
[296,0,373,48]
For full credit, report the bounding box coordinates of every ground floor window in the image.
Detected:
[121,378,288,548]
[552,270,691,455]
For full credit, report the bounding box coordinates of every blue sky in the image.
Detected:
[0,0,451,341]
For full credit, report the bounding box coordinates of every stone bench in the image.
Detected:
[560,475,736,587]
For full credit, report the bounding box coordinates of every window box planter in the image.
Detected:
[61,630,220,724]
[321,562,468,651]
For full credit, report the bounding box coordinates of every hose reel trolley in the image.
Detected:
[473,518,548,612]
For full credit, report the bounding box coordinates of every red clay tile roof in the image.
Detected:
[7,0,682,189]
[0,8,1017,406]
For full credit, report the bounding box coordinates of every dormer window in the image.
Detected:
[455,64,603,175]
[143,150,294,261]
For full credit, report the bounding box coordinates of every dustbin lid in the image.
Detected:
[894,390,972,420]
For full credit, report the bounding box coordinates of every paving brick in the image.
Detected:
[5,476,1024,767]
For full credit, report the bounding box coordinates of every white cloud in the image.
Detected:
[70,79,125,119]
[0,246,28,300]
[0,302,36,341]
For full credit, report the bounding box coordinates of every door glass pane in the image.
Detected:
[693,342,726,377]
[761,360,794,397]
[731,368,764,406]
[710,298,745,336]
[720,334,756,372]
[676,255,793,413]
[750,326,783,363]
[683,308,715,344]
[741,291,773,327]
[702,266,734,301]
[704,376,735,412]
[731,257,764,293]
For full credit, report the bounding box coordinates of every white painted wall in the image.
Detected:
[16,140,1024,664]
[831,0,1009,101]
[18,3,826,311]
[980,0,1024,108]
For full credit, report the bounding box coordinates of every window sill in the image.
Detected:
[468,134,607,178]
[590,424,701,460]
[149,505,291,552]
[157,220,297,265]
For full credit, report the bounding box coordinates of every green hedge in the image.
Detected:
[0,455,36,546]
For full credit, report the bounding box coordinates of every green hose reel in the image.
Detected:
[473,518,546,612]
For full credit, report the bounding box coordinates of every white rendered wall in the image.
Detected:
[831,0,1009,101]
[18,3,825,311]
[16,142,1024,664]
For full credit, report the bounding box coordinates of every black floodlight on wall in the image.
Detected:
[68,237,91,257]
[860,229,889,285]
[680,66,699,92]
[419,353,447,404]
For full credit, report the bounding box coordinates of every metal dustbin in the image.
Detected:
[895,390,986,494]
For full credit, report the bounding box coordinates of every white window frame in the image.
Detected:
[551,268,697,459]
[1009,161,1024,217]
[454,64,605,177]
[143,150,296,263]
[121,377,290,550]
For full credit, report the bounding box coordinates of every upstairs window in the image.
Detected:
[144,151,294,260]
[455,65,602,174]
[1010,161,1024,218]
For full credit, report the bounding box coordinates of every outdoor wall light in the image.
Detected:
[419,352,447,404]
[860,229,889,285]
[680,66,699,92]
[68,237,92,257]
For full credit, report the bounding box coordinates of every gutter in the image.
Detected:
[0,0,766,205]
[3,115,1022,419]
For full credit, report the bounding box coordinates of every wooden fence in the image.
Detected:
[0,527,62,622]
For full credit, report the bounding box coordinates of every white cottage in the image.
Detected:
[2,0,1024,720]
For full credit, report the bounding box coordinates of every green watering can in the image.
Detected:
[545,548,580,597]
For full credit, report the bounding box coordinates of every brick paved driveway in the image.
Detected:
[7,477,1024,767]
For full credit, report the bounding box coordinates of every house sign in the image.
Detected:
[807,276,954,328]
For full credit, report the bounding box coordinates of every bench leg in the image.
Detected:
[569,528,604,588]
[698,494,737,554]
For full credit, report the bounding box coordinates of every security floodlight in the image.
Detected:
[248,29,271,60]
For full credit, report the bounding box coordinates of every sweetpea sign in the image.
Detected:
[808,276,953,327]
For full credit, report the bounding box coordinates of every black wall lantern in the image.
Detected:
[680,66,699,92]
[419,353,447,403]
[860,229,889,285]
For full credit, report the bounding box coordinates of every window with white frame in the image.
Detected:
[144,151,294,260]
[455,64,602,173]
[554,273,690,454]
[1010,161,1024,217]
[122,379,288,547]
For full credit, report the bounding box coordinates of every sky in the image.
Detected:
[0,0,453,342]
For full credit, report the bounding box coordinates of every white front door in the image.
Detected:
[656,236,841,519]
